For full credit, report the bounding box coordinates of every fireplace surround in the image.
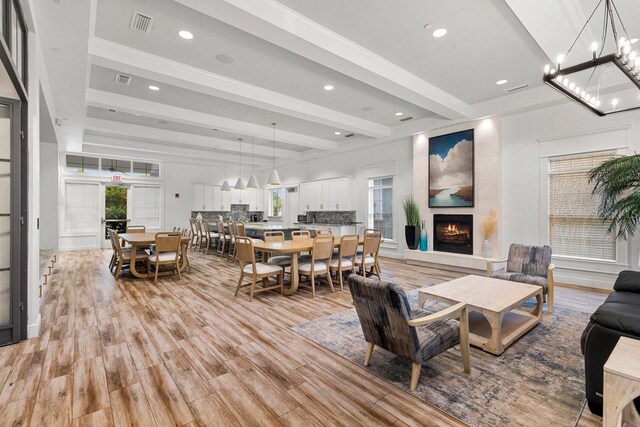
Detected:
[433,214,473,255]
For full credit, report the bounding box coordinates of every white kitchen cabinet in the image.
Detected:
[298,178,353,211]
[204,186,214,210]
[248,188,265,211]
[193,184,206,210]
[335,178,352,211]
[300,182,315,211]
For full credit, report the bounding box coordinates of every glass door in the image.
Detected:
[0,98,21,345]
[102,184,130,249]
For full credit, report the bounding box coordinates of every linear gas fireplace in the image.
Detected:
[433,214,473,255]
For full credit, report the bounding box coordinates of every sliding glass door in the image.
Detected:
[0,98,21,345]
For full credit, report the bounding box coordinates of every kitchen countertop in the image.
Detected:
[293,222,362,227]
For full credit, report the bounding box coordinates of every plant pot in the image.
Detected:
[405,225,420,250]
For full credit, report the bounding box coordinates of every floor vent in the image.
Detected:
[130,11,154,33]
[506,83,530,93]
[399,116,414,122]
[114,73,131,85]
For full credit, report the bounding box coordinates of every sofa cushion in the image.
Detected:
[613,270,640,293]
[591,291,640,336]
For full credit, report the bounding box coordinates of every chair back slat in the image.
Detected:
[126,225,146,233]
[229,222,237,238]
[190,219,198,235]
[347,274,420,364]
[217,221,225,235]
[363,232,382,256]
[235,222,246,237]
[201,221,211,240]
[112,231,125,257]
[312,235,334,262]
[506,244,552,277]
[292,230,311,240]
[235,236,255,270]
[339,235,359,259]
[155,232,181,254]
[263,231,284,242]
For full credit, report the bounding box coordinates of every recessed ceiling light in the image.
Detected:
[496,79,508,85]
[394,112,403,116]
[323,84,334,91]
[334,131,341,135]
[134,113,141,116]
[148,85,159,91]
[178,30,193,40]
[433,28,447,38]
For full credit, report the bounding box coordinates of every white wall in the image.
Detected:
[256,137,413,258]
[501,103,640,289]
[39,142,58,250]
[413,118,503,257]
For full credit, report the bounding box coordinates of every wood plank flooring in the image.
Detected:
[0,249,608,426]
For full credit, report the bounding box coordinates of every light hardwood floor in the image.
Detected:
[0,250,608,426]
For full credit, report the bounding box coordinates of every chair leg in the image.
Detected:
[374,263,382,279]
[235,273,244,297]
[547,284,554,314]
[115,259,123,278]
[338,269,344,292]
[154,261,159,283]
[364,342,374,366]
[410,363,421,391]
[310,274,316,298]
[249,277,257,302]
[176,262,181,279]
[326,272,335,293]
[278,272,284,294]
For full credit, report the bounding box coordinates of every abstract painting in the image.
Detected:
[429,129,474,207]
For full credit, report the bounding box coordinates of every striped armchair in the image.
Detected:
[347,275,471,391]
[487,243,555,313]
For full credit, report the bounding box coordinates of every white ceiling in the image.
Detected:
[33,0,640,167]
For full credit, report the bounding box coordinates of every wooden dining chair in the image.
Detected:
[189,219,201,250]
[216,221,229,258]
[330,234,359,292]
[108,228,119,272]
[356,231,382,279]
[263,231,292,272]
[299,235,335,298]
[228,222,238,262]
[199,220,212,254]
[112,230,148,278]
[234,236,284,301]
[147,232,182,283]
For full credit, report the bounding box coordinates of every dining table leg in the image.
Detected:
[283,253,300,295]
[179,241,189,272]
[128,243,149,279]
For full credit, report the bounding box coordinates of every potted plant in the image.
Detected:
[403,195,421,250]
[589,154,640,239]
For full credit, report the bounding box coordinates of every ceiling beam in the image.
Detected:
[88,37,390,139]
[84,117,299,159]
[81,143,227,168]
[175,0,470,120]
[85,88,338,150]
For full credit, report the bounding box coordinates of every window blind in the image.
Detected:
[368,177,393,240]
[64,182,99,233]
[131,186,161,229]
[548,152,616,261]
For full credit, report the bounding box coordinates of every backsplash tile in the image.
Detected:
[305,210,356,224]
[191,204,264,223]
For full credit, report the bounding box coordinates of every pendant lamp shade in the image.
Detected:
[269,122,281,186]
[247,174,259,188]
[234,177,246,190]
[221,180,231,191]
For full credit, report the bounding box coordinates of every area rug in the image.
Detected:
[292,290,589,427]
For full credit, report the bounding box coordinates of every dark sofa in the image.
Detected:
[580,270,640,415]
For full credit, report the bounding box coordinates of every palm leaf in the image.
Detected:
[588,154,640,239]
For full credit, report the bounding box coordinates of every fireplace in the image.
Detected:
[433,214,473,255]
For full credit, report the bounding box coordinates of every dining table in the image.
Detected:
[120,232,190,279]
[252,237,362,295]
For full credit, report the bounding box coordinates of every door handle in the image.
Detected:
[101,218,105,224]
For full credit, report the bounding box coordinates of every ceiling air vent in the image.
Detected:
[399,116,414,122]
[506,83,530,93]
[344,133,357,138]
[114,73,131,85]
[130,11,154,34]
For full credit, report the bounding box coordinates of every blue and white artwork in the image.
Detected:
[428,129,474,207]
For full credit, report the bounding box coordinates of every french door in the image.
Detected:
[0,98,22,346]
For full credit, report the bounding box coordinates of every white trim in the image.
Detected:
[27,313,41,339]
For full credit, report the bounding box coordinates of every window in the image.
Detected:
[131,186,161,229]
[64,182,99,233]
[368,176,393,240]
[549,152,616,261]
[101,158,131,174]
[269,188,284,217]
[132,162,160,177]
[66,155,100,173]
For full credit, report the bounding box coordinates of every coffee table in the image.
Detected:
[418,275,543,355]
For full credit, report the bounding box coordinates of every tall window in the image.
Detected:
[368,177,393,240]
[549,152,616,261]
[131,186,161,229]
[270,188,284,217]
[64,182,99,233]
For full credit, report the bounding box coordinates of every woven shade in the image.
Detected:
[548,152,616,261]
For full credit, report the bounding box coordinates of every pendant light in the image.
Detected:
[234,138,246,190]
[247,136,259,188]
[268,122,281,186]
[221,145,231,191]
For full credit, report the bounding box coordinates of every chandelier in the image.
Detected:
[542,0,640,116]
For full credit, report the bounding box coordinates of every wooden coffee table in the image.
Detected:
[418,275,543,355]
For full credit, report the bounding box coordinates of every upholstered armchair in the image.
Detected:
[347,275,471,391]
[486,243,555,313]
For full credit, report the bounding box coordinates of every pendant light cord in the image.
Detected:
[272,123,276,169]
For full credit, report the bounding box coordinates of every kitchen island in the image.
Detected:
[210,222,302,240]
